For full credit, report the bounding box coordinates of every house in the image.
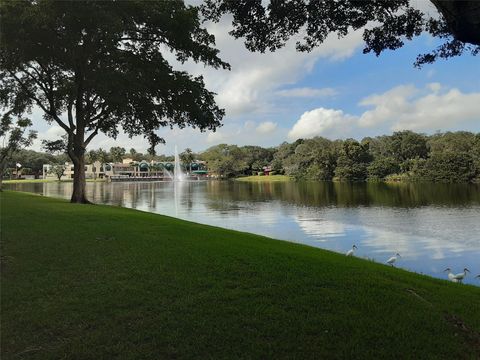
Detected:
[263,165,273,176]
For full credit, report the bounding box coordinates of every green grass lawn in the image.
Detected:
[236,174,291,182]
[1,191,479,359]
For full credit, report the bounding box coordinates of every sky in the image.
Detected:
[30,2,480,156]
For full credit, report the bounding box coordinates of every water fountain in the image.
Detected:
[174,145,184,181]
[164,169,174,180]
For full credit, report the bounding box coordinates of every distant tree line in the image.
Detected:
[3,131,479,183]
[198,131,480,183]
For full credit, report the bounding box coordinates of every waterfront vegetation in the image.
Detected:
[2,191,480,359]
[201,131,480,183]
[236,175,291,182]
[3,131,480,185]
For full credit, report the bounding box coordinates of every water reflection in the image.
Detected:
[6,180,480,285]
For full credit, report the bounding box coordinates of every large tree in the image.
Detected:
[0,0,229,203]
[202,0,479,67]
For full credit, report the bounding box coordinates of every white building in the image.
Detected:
[43,161,106,180]
[43,159,208,180]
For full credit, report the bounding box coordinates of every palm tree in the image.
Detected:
[180,148,195,174]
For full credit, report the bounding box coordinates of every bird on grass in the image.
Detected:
[386,253,401,266]
[346,245,357,257]
[443,268,459,283]
[444,268,470,283]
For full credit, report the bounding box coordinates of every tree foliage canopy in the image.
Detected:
[0,112,37,187]
[202,0,480,67]
[196,131,480,183]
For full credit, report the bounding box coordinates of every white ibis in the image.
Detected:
[386,253,401,266]
[346,245,357,257]
[448,268,470,283]
[443,268,459,283]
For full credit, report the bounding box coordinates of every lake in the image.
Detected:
[6,180,480,285]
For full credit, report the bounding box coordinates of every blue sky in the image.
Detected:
[31,4,480,155]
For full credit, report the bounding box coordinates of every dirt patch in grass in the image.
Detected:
[445,313,480,356]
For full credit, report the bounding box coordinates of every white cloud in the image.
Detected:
[358,85,418,127]
[33,124,154,153]
[202,121,287,148]
[256,121,277,134]
[392,88,480,131]
[89,132,146,151]
[30,125,65,151]
[427,82,442,93]
[276,87,337,98]
[172,18,365,117]
[287,83,480,141]
[44,125,65,139]
[288,108,354,140]
[243,120,256,130]
[357,84,480,131]
[410,0,441,18]
[206,130,227,144]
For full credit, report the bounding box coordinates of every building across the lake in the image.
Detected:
[42,159,207,181]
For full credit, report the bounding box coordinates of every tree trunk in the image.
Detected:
[71,153,90,203]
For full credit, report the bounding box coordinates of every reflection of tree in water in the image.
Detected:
[102,183,113,204]
[366,182,480,207]
[126,182,153,209]
[97,181,195,212]
[203,181,480,209]
[178,182,194,211]
[6,180,480,210]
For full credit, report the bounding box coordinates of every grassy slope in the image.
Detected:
[1,191,479,359]
[236,175,291,182]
